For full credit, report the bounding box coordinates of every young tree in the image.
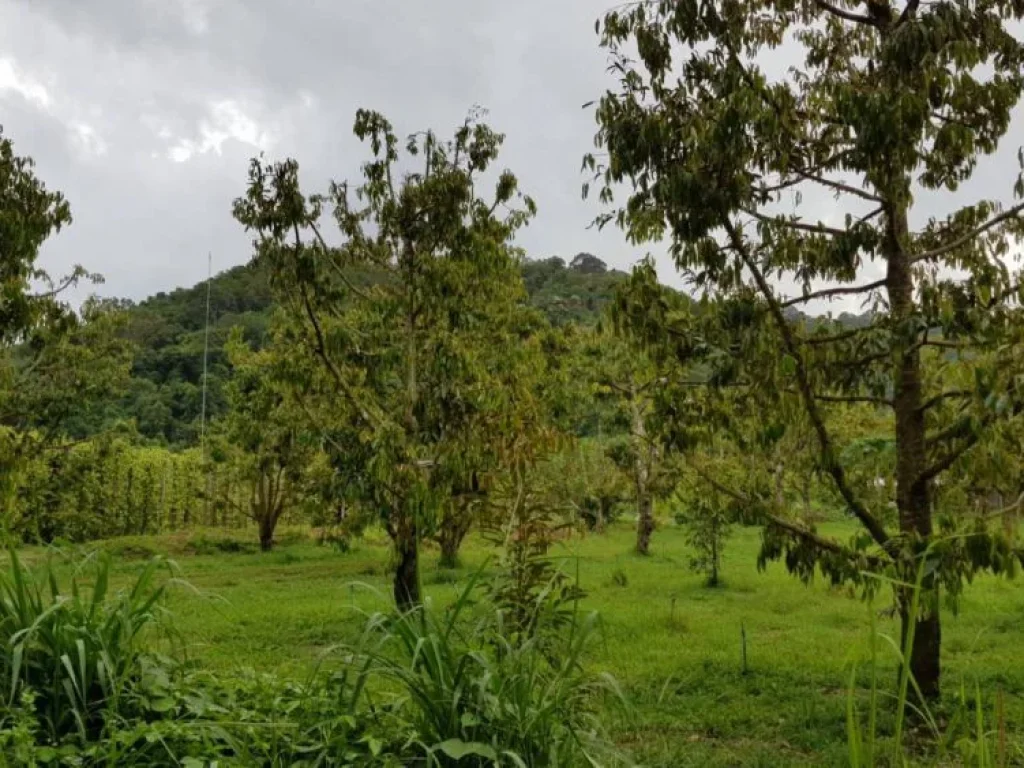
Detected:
[214,327,316,551]
[233,109,535,609]
[589,1,1024,697]
[586,332,677,554]
[677,492,733,588]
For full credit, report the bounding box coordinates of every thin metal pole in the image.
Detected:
[200,252,212,456]
[200,252,213,525]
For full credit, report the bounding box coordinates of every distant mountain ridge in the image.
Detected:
[111,253,629,444]
[106,254,872,445]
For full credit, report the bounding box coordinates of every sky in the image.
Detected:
[1,0,650,304]
[1,1,1021,311]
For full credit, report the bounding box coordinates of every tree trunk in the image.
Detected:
[901,607,941,700]
[636,493,654,555]
[437,498,473,569]
[631,394,654,555]
[438,537,460,569]
[437,514,467,569]
[258,514,275,551]
[393,525,421,611]
[886,203,941,700]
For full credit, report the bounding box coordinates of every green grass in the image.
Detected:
[17,520,1024,766]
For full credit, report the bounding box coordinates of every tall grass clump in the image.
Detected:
[846,548,1023,767]
[0,550,174,743]
[346,569,625,767]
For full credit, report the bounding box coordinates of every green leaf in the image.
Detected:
[34,747,58,763]
[436,739,498,761]
[780,354,797,377]
[368,736,383,756]
[148,696,176,713]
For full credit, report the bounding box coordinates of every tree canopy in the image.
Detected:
[588,0,1024,698]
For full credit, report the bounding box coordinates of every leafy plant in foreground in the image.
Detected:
[349,571,623,767]
[0,550,175,743]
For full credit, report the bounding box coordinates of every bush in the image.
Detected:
[348,574,625,767]
[184,532,256,556]
[100,538,160,560]
[0,662,407,766]
[0,550,174,743]
[0,551,405,766]
[0,552,623,766]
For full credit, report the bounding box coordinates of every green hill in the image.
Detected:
[110,253,629,445]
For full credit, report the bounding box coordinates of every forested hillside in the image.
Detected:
[110,252,628,445]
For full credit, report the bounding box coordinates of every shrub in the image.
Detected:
[0,551,623,766]
[100,538,159,560]
[0,550,174,743]
[348,574,625,767]
[184,532,256,556]
[0,551,406,766]
[676,495,733,588]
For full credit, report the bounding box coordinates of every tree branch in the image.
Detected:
[981,492,1024,523]
[297,280,378,431]
[796,327,874,346]
[918,435,979,484]
[918,390,971,413]
[32,274,79,300]
[920,398,1021,483]
[827,350,891,369]
[986,281,1022,308]
[920,339,972,350]
[783,388,893,406]
[741,206,849,238]
[911,202,1024,264]
[814,0,877,25]
[795,168,883,203]
[724,218,892,550]
[897,0,921,26]
[763,511,885,568]
[782,279,885,309]
[689,459,884,567]
[687,460,749,506]
[307,221,374,303]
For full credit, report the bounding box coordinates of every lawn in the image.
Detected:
[24,519,1024,766]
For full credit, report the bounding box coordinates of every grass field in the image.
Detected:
[24,519,1024,766]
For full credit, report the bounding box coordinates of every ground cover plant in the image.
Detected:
[4,518,1020,766]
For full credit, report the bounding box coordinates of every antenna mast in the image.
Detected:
[200,252,212,458]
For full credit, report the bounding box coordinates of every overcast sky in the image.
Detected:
[2,1,1021,311]
[2,0,655,303]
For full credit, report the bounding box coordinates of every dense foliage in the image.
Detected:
[10,440,207,543]
[0,551,620,767]
[89,255,629,448]
[588,0,1024,699]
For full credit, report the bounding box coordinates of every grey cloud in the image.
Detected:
[2,0,647,303]
[2,0,1021,311]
